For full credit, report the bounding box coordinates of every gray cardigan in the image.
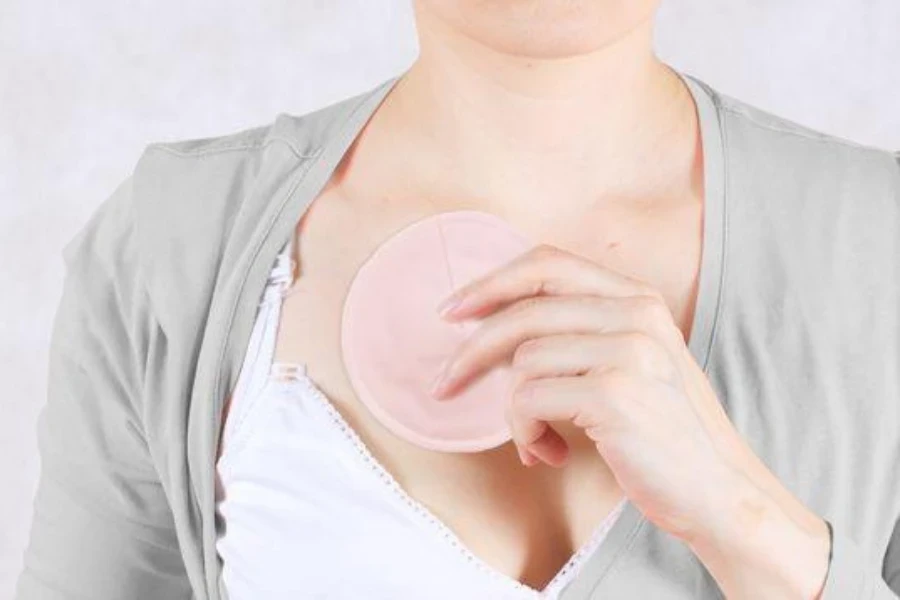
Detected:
[15,69,900,599]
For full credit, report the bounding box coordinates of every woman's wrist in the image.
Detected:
[684,470,832,600]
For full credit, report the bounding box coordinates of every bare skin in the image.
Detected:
[223,0,710,591]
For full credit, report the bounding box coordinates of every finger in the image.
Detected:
[526,427,570,468]
[437,244,662,320]
[505,401,569,468]
[432,294,682,399]
[509,369,660,465]
[507,375,599,467]
[514,442,541,467]
[510,332,681,386]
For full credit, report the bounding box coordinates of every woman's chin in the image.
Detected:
[413,0,661,60]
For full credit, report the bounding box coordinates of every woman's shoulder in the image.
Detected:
[130,77,397,243]
[140,76,397,164]
[685,75,900,249]
[693,77,900,298]
[69,79,395,336]
[697,76,899,185]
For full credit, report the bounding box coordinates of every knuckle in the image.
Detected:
[631,294,671,329]
[529,245,565,274]
[512,338,541,368]
[617,331,680,381]
[530,244,558,260]
[661,359,681,384]
[509,294,547,319]
[637,284,666,303]
[593,367,631,396]
[508,381,529,412]
[619,332,664,373]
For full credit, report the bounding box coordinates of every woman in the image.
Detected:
[16,1,900,599]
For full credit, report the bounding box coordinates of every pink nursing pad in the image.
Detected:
[341,210,535,453]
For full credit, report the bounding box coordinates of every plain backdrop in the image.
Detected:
[2,1,898,597]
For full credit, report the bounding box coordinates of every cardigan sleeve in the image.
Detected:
[14,174,193,599]
[815,517,900,599]
[818,151,900,600]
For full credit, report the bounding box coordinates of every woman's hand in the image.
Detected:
[431,243,738,539]
[431,244,831,599]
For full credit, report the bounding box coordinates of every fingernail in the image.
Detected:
[430,372,448,398]
[516,445,529,465]
[437,293,463,318]
[430,359,454,398]
[518,446,539,467]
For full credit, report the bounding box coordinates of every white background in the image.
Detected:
[2,1,898,596]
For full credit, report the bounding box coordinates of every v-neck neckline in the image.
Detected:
[555,71,728,599]
[207,67,728,600]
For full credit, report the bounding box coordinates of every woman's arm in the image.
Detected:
[687,149,900,600]
[14,175,193,599]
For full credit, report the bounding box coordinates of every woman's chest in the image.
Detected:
[266,222,624,591]
[243,189,703,591]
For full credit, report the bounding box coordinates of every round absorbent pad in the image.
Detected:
[341,210,535,453]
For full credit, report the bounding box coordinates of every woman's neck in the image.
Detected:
[342,8,701,223]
